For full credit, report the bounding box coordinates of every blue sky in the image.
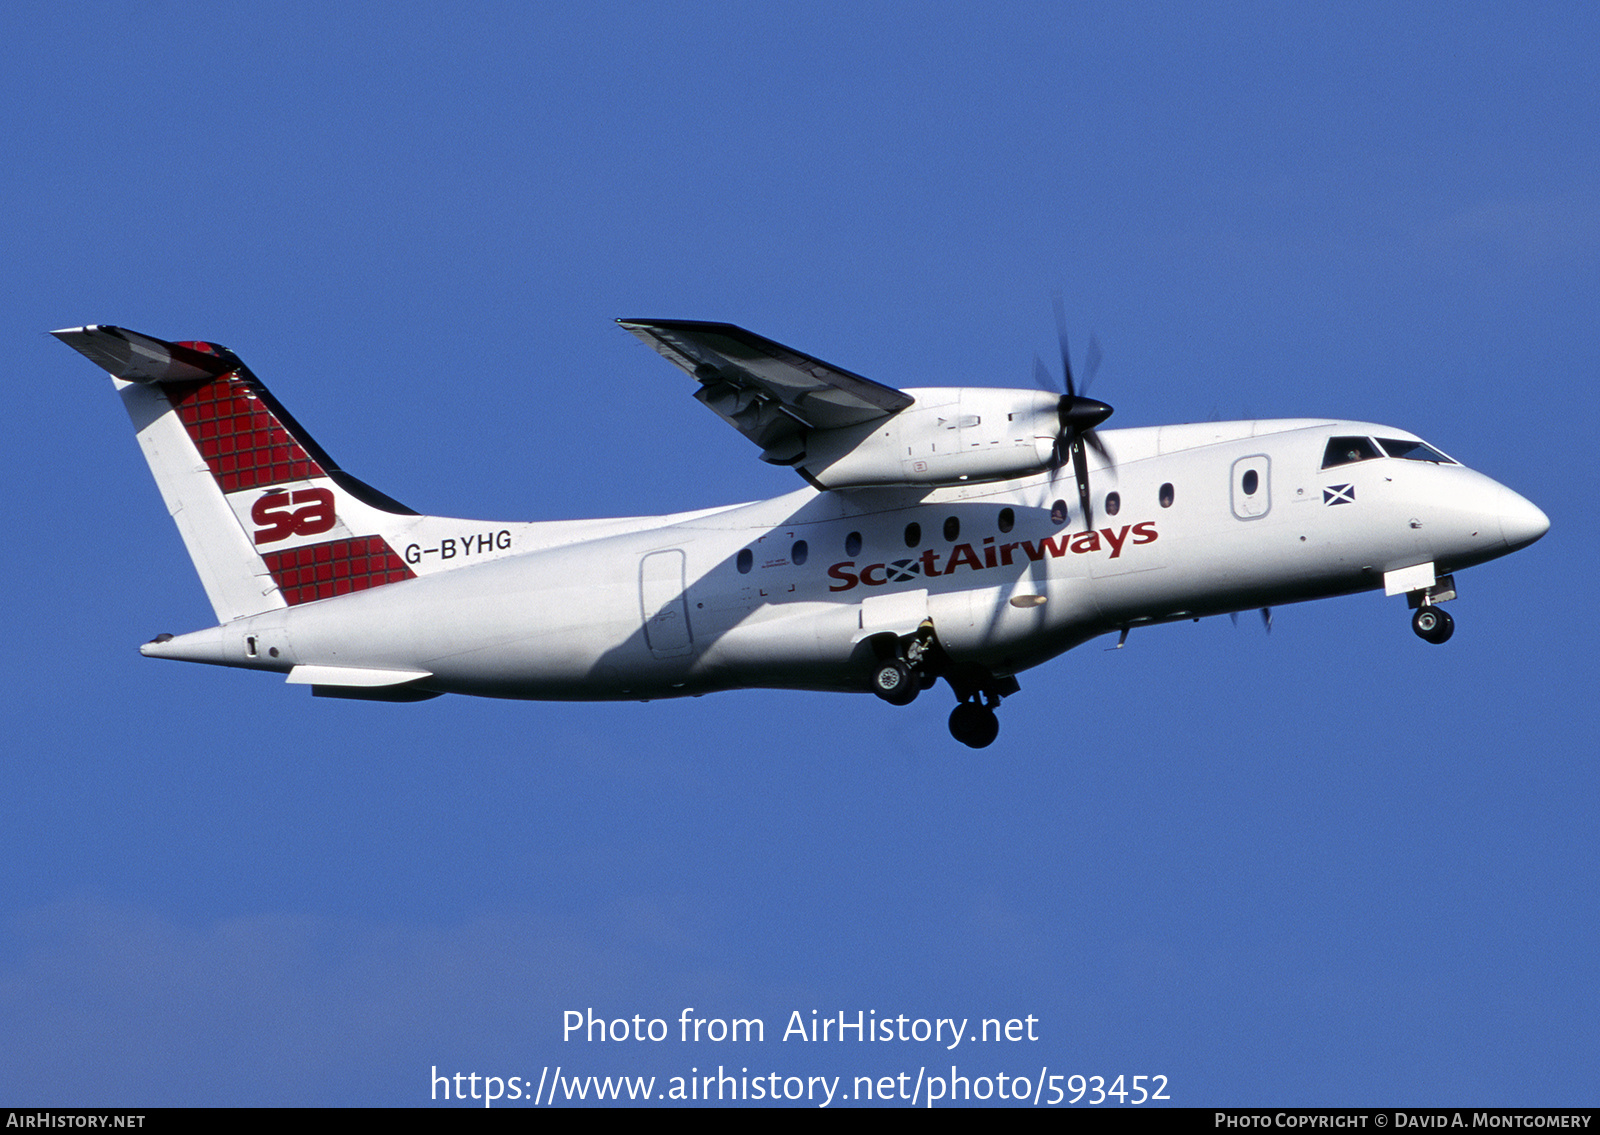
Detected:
[4,1,1596,1107]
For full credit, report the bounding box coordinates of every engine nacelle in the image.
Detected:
[791,388,1062,490]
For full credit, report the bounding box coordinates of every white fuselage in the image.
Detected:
[144,417,1548,701]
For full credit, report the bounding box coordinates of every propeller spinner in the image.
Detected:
[1034,298,1115,528]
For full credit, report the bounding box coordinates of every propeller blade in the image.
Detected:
[1072,436,1094,530]
[1036,301,1116,523]
[1052,295,1076,397]
[1082,333,1103,395]
[1032,355,1056,395]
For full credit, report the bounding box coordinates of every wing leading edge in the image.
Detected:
[618,319,914,465]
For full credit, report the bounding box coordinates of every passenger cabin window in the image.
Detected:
[845,531,862,557]
[904,522,921,548]
[943,516,960,541]
[1104,491,1120,516]
[1322,436,1383,468]
[1242,469,1259,495]
[1159,482,1175,508]
[998,507,1015,533]
[792,539,808,566]
[1377,438,1455,464]
[1050,500,1068,525]
[736,548,753,574]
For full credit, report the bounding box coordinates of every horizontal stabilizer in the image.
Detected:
[51,325,236,383]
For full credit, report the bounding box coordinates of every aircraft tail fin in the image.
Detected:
[55,325,420,623]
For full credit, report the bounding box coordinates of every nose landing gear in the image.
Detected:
[1412,604,1454,644]
[1401,572,1458,645]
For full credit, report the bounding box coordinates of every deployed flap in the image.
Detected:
[618,319,914,463]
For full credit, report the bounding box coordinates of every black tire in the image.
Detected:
[872,660,919,705]
[948,702,1000,748]
[1412,605,1455,645]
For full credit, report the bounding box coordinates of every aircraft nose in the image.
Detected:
[1498,486,1550,552]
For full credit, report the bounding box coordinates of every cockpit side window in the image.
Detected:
[1322,436,1382,469]
[1376,437,1455,464]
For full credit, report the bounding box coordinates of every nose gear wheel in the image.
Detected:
[1412,604,1454,644]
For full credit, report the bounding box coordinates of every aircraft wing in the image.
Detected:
[618,319,914,464]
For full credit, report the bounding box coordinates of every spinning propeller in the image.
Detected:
[1034,297,1114,528]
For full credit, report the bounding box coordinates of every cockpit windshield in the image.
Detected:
[1375,437,1455,464]
[1321,436,1382,468]
[1321,435,1457,470]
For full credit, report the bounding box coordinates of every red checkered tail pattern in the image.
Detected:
[54,325,421,623]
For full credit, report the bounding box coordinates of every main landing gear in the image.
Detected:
[869,621,940,707]
[948,697,1001,749]
[870,657,921,705]
[867,623,1013,748]
[1412,604,1454,644]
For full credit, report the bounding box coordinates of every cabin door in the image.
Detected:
[639,549,694,658]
